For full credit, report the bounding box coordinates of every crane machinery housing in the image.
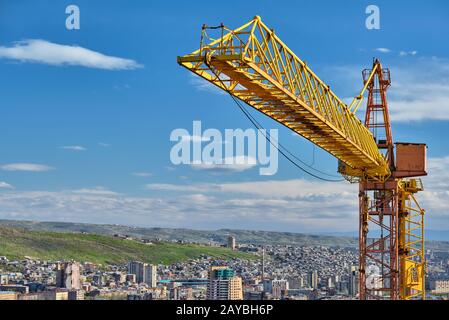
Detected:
[177,16,428,300]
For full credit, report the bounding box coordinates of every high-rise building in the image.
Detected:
[128,261,145,283]
[271,279,289,299]
[338,280,349,295]
[327,277,334,288]
[144,264,157,288]
[206,266,243,300]
[348,265,359,297]
[307,270,319,289]
[227,236,236,251]
[68,290,85,300]
[92,274,104,287]
[287,276,304,289]
[261,246,265,299]
[56,262,81,290]
[128,261,157,286]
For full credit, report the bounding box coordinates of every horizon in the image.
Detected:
[1,217,449,242]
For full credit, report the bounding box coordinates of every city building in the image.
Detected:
[348,265,359,297]
[0,291,17,300]
[0,274,8,285]
[308,270,319,289]
[0,285,29,294]
[18,293,46,300]
[206,266,243,300]
[126,274,136,283]
[271,279,289,299]
[287,276,304,289]
[56,262,81,290]
[128,261,157,286]
[92,274,104,287]
[170,286,193,300]
[1,242,445,301]
[338,280,349,295]
[68,290,85,300]
[144,264,157,288]
[112,272,126,284]
[128,261,145,283]
[40,289,69,300]
[227,236,236,251]
[429,279,449,294]
[327,277,334,288]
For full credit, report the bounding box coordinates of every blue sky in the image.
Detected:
[0,0,448,233]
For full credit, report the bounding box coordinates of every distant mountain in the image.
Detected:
[0,226,252,265]
[0,219,447,251]
[318,230,449,242]
[0,219,358,247]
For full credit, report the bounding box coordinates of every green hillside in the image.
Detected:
[0,227,254,265]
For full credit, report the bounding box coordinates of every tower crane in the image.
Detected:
[177,16,427,300]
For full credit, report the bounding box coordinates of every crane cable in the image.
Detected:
[227,91,345,182]
[233,94,342,179]
[205,62,344,182]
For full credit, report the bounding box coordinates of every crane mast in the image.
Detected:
[178,16,427,300]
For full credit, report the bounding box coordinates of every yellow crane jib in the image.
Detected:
[177,16,390,181]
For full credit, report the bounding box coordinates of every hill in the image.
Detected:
[0,219,448,251]
[0,226,254,265]
[0,219,358,247]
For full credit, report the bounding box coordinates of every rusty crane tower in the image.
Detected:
[178,16,427,300]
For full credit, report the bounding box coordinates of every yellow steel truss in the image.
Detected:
[177,16,390,180]
[399,179,426,300]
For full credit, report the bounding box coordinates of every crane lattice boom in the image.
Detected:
[177,16,389,180]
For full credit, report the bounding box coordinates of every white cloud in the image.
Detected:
[373,48,418,56]
[0,156,448,232]
[1,163,54,172]
[399,50,418,57]
[72,187,118,196]
[132,172,152,177]
[374,48,391,53]
[145,179,354,199]
[0,39,143,70]
[0,180,356,232]
[61,145,86,151]
[417,156,449,226]
[98,142,110,147]
[145,183,215,193]
[0,182,14,189]
[388,58,449,122]
[323,57,449,122]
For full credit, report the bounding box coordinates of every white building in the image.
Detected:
[144,264,157,288]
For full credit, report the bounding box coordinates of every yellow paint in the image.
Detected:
[177,16,390,181]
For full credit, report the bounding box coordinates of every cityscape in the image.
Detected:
[1,235,448,300]
[1,1,448,305]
